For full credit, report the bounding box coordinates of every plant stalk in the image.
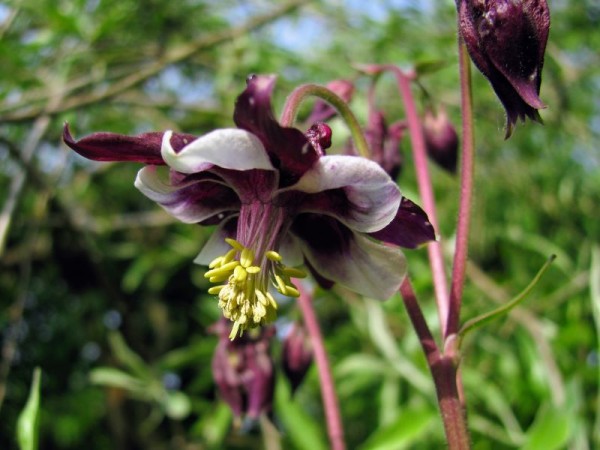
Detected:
[446,39,475,339]
[297,284,346,450]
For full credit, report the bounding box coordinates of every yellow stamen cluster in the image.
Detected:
[205,238,307,340]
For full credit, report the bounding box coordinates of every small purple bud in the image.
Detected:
[458,0,551,137]
[422,108,459,173]
[210,320,275,421]
[348,84,405,178]
[242,336,275,420]
[305,122,333,156]
[306,79,355,124]
[281,323,313,393]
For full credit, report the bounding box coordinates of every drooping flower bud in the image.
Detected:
[458,0,551,137]
[422,107,459,173]
[305,122,333,156]
[211,320,275,424]
[281,323,313,393]
[365,112,405,180]
[306,79,355,123]
[347,83,404,178]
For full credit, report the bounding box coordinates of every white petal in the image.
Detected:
[288,155,401,232]
[134,166,236,223]
[300,231,407,300]
[161,129,275,173]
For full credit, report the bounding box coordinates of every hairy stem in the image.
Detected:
[378,64,449,335]
[297,284,346,450]
[400,279,470,450]
[447,40,475,338]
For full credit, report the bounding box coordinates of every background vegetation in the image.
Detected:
[1,0,599,448]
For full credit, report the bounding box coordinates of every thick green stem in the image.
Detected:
[280,84,370,158]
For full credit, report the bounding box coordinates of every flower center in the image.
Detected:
[204,202,307,339]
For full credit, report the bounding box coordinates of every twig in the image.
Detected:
[0,0,308,123]
[0,100,57,254]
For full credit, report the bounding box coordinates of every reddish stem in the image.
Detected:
[400,278,470,449]
[380,64,450,336]
[446,40,475,338]
[297,284,346,450]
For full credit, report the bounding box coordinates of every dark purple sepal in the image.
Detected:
[233,75,319,186]
[63,123,197,164]
[370,197,435,249]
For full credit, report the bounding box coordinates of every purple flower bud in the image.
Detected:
[281,323,313,393]
[346,84,405,178]
[306,79,355,124]
[458,0,550,137]
[305,122,333,156]
[211,320,275,421]
[422,108,459,173]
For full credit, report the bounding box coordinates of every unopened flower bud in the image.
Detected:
[458,0,550,137]
[281,323,313,393]
[306,122,333,156]
[422,108,459,173]
[211,320,275,422]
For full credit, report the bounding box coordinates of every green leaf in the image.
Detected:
[459,255,556,342]
[521,402,572,450]
[194,402,232,448]
[17,367,42,450]
[275,379,328,450]
[107,332,153,380]
[89,367,147,395]
[359,404,437,450]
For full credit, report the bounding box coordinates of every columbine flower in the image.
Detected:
[64,74,434,339]
[458,0,551,137]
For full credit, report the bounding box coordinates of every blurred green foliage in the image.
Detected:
[1,0,599,448]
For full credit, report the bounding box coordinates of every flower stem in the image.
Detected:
[280,84,371,158]
[400,279,470,450]
[447,40,475,339]
[296,284,346,450]
[376,64,450,336]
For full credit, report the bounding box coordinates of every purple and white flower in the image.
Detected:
[64,74,434,339]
